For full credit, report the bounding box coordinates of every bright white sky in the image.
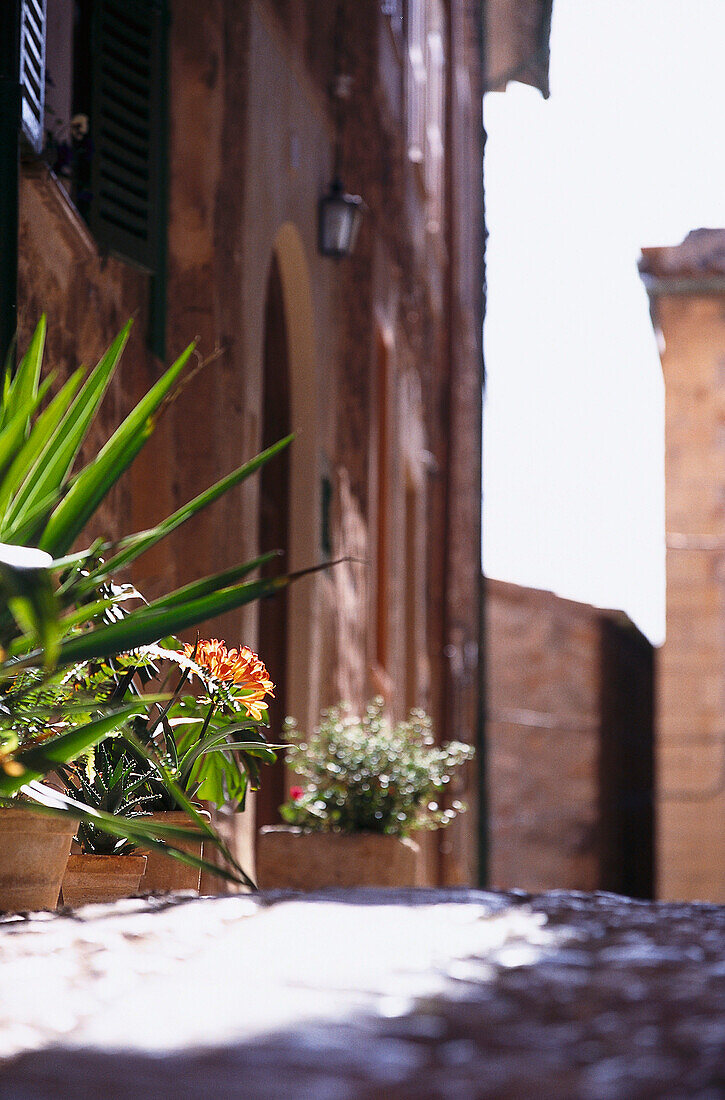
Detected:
[483,0,725,645]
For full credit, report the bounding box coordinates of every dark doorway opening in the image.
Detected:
[256,254,291,828]
[599,618,655,899]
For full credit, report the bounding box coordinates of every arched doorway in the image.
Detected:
[257,254,291,826]
[254,224,318,836]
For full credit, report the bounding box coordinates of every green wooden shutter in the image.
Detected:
[90,0,169,276]
[19,0,46,154]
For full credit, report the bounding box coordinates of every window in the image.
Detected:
[404,475,418,712]
[406,0,426,164]
[375,330,391,676]
[424,10,444,228]
[20,0,46,155]
[24,0,169,354]
[405,0,445,229]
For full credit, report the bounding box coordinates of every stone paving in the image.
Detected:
[0,888,723,1098]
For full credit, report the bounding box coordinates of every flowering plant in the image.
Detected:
[58,636,277,832]
[147,638,277,808]
[279,698,474,837]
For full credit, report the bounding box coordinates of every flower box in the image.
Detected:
[256,826,429,890]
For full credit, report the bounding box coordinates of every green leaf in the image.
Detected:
[3,486,66,547]
[40,341,195,557]
[208,741,279,759]
[6,317,45,427]
[0,368,84,531]
[14,560,338,671]
[138,551,281,611]
[12,324,132,537]
[0,389,48,490]
[46,575,285,666]
[1,377,81,530]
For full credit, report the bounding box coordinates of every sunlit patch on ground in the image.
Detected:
[1,889,723,1097]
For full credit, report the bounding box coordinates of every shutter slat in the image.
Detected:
[103,1,153,42]
[99,210,148,242]
[102,69,152,117]
[101,102,150,147]
[99,138,152,181]
[19,0,46,155]
[102,40,151,83]
[101,61,150,105]
[97,193,148,236]
[102,8,151,52]
[98,149,150,192]
[98,173,149,214]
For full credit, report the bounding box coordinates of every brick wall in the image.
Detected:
[486,579,654,896]
[640,233,725,901]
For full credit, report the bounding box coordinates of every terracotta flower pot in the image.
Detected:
[61,852,147,907]
[138,810,209,896]
[256,826,428,890]
[0,807,76,913]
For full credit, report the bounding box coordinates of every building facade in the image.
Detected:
[6,0,488,883]
[641,229,725,902]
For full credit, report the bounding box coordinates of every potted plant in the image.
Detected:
[257,698,475,890]
[59,738,149,905]
[0,317,301,909]
[81,637,277,896]
[23,614,277,903]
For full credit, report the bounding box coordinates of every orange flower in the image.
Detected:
[184,638,274,721]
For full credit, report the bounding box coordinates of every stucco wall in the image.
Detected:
[16,0,484,887]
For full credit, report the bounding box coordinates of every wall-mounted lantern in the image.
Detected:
[318,176,363,259]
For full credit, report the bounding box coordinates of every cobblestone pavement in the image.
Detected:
[0,888,723,1098]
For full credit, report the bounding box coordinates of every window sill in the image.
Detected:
[20,161,98,262]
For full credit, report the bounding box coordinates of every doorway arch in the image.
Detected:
[257,223,318,826]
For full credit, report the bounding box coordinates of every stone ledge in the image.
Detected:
[0,889,723,1098]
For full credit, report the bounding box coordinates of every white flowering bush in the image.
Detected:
[280,697,474,836]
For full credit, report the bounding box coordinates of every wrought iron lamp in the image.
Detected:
[318,3,364,259]
[318,177,363,259]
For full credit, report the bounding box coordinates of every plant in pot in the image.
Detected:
[63,637,278,896]
[0,316,306,909]
[59,737,152,905]
[257,698,475,890]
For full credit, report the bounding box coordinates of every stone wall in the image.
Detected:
[486,579,654,895]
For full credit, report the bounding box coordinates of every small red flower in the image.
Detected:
[289,785,304,801]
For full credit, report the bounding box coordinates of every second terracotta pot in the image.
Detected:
[138,810,208,896]
[61,853,147,907]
